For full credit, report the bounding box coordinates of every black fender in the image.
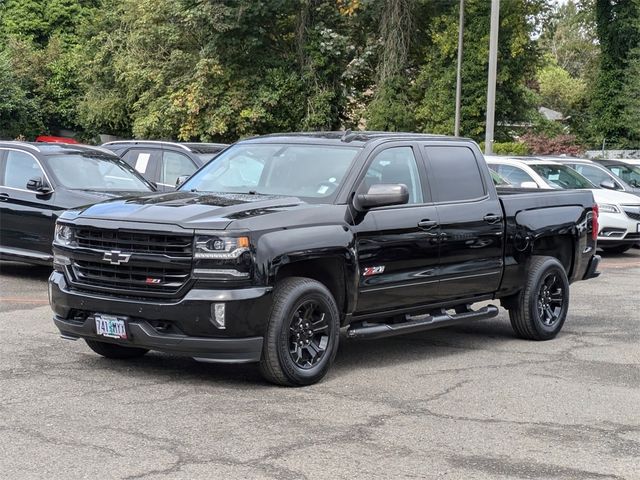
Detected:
[253,225,359,315]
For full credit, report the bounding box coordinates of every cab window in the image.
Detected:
[2,151,45,190]
[360,147,423,204]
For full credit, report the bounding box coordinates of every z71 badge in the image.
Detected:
[362,266,385,277]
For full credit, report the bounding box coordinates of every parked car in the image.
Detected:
[486,156,640,254]
[102,140,227,192]
[0,141,155,265]
[51,132,600,386]
[549,157,640,197]
[594,159,640,190]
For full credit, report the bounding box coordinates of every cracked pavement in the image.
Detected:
[0,251,639,480]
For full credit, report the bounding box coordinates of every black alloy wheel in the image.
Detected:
[537,272,565,328]
[288,300,330,369]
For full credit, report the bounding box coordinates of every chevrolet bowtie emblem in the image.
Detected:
[103,250,132,265]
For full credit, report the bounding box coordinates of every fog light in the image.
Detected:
[212,303,226,329]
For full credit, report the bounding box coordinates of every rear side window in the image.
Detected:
[424,146,485,202]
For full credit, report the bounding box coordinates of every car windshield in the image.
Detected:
[45,153,153,191]
[530,164,595,189]
[180,143,361,201]
[605,164,640,188]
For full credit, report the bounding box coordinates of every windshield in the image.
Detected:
[605,164,640,188]
[195,153,221,164]
[530,164,594,189]
[45,153,153,191]
[180,143,361,201]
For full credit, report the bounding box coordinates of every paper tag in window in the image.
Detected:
[317,185,329,194]
[135,153,150,173]
[549,174,560,181]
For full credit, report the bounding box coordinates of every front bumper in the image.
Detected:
[49,271,271,363]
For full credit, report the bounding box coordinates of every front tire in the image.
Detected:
[259,277,340,386]
[85,339,149,359]
[508,256,569,341]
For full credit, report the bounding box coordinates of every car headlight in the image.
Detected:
[54,223,77,247]
[194,235,250,259]
[597,203,621,214]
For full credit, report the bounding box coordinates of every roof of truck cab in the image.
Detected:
[238,131,474,146]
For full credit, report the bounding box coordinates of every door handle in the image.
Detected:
[418,220,439,231]
[483,214,502,224]
[0,193,8,202]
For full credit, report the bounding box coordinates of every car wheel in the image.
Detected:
[259,277,340,386]
[85,339,149,359]
[508,256,569,341]
[601,245,632,254]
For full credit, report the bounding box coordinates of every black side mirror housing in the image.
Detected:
[354,184,409,211]
[600,179,617,190]
[26,177,53,195]
[175,175,190,188]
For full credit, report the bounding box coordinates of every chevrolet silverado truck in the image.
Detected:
[50,132,601,386]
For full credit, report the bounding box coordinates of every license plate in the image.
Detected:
[95,314,127,339]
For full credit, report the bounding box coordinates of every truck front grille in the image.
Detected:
[68,226,193,298]
[75,227,193,257]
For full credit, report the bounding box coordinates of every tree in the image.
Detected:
[414,0,547,140]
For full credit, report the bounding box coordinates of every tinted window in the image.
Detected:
[360,147,423,204]
[606,164,640,188]
[492,164,537,187]
[2,151,45,189]
[162,151,197,186]
[426,146,485,202]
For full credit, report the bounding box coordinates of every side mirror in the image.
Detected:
[354,184,409,211]
[26,177,53,194]
[600,179,617,190]
[520,181,539,189]
[175,175,189,188]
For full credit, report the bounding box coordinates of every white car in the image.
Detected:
[486,156,640,254]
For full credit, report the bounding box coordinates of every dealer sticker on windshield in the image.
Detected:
[95,314,127,339]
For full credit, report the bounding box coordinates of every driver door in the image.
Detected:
[352,144,441,314]
[0,149,58,258]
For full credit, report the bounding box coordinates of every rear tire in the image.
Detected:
[601,245,632,254]
[85,339,149,359]
[508,256,569,341]
[259,277,340,387]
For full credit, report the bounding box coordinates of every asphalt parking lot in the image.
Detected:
[1,252,639,480]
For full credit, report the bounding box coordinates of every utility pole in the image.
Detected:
[484,0,500,155]
[454,0,464,137]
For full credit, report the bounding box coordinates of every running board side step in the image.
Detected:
[346,305,499,340]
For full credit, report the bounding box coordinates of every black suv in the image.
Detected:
[50,132,600,386]
[102,141,227,191]
[0,141,154,264]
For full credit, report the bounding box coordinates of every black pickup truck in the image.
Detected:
[50,133,601,386]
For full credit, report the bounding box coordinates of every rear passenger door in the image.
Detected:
[422,144,504,301]
[160,150,198,191]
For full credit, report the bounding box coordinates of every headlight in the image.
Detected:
[597,203,621,214]
[194,235,250,259]
[54,223,77,247]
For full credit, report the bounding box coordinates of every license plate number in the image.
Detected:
[95,314,127,339]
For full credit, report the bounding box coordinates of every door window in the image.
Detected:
[162,151,197,187]
[493,164,537,188]
[360,147,423,204]
[425,146,485,202]
[2,151,45,190]
[571,164,620,189]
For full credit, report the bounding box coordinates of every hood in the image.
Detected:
[71,191,306,230]
[590,188,640,205]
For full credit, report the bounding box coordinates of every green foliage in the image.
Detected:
[537,61,587,113]
[414,0,547,140]
[479,141,530,156]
